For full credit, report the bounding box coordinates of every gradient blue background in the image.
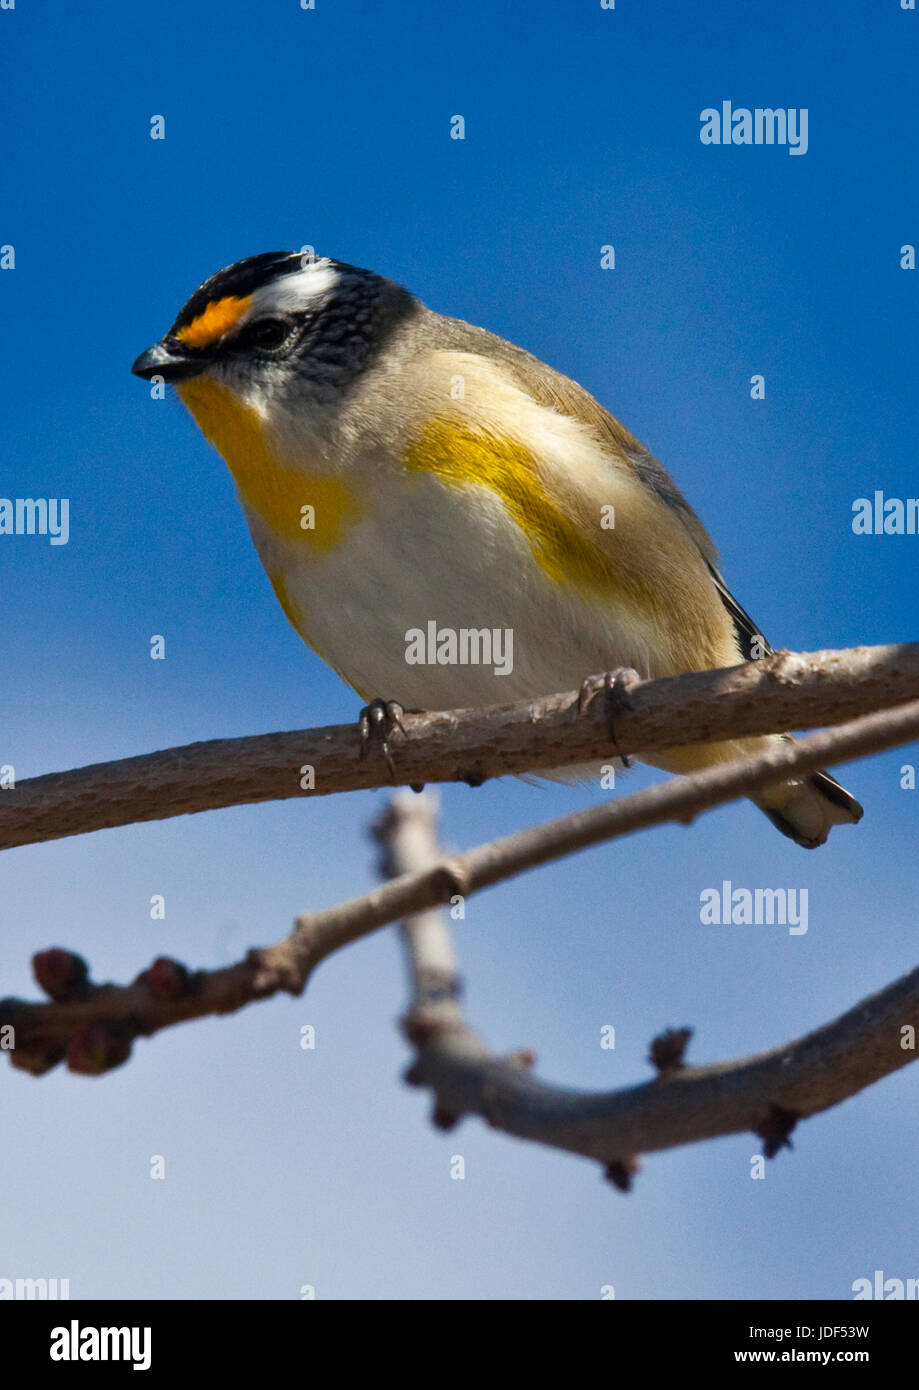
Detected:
[2,0,917,1300]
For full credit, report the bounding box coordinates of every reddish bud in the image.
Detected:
[32,948,90,1002]
[136,957,191,1000]
[8,1043,66,1077]
[649,1027,693,1075]
[605,1156,641,1192]
[66,1023,132,1075]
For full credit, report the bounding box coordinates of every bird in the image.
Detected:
[132,249,862,847]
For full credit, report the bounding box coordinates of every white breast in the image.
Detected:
[241,465,660,710]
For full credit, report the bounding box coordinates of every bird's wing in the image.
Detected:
[436,336,863,839]
[493,351,718,561]
[706,564,773,661]
[495,350,774,659]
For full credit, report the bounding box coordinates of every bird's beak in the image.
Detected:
[131,338,205,383]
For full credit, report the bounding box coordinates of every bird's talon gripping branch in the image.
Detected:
[577,668,642,769]
[358,698,407,778]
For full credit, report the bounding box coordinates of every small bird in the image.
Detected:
[132,250,862,847]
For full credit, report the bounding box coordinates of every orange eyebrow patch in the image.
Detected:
[176,294,252,349]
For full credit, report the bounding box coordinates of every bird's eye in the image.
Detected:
[245,317,290,350]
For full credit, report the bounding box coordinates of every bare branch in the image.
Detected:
[6,700,919,1075]
[372,793,464,1020]
[376,790,919,1182]
[399,958,919,1172]
[2,642,918,851]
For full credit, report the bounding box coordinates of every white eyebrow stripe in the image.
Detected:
[247,259,341,318]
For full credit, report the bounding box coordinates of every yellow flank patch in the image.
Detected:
[402,418,649,604]
[177,377,364,550]
[176,295,252,349]
[265,566,305,632]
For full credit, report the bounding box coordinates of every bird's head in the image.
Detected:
[131,249,402,417]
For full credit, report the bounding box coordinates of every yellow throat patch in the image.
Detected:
[176,377,364,551]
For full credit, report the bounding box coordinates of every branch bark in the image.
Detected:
[6,699,919,1082]
[376,791,919,1185]
[2,642,918,852]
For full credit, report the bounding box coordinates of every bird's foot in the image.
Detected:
[577,668,641,768]
[359,698,407,780]
[358,700,485,791]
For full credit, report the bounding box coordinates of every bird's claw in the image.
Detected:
[577,668,641,769]
[359,698,406,779]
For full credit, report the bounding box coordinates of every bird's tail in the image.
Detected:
[752,765,863,849]
[649,733,863,849]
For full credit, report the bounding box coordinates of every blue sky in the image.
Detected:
[2,0,918,1300]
